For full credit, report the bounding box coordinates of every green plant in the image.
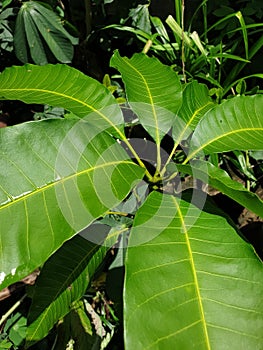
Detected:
[0,0,78,65]
[0,52,263,348]
[106,1,263,97]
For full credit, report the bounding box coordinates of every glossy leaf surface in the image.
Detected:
[188,95,263,158]
[110,51,182,143]
[0,119,144,290]
[125,192,263,349]
[0,64,124,137]
[173,80,215,142]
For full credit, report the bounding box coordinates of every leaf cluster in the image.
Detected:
[0,50,262,348]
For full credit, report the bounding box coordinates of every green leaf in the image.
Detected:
[0,339,13,349]
[129,4,152,34]
[30,2,78,45]
[70,301,99,350]
[52,301,99,350]
[150,16,170,42]
[14,8,29,63]
[26,223,121,345]
[125,192,263,349]
[29,4,74,63]
[2,0,13,10]
[0,119,144,290]
[4,312,27,346]
[0,64,124,138]
[14,1,78,64]
[177,160,263,218]
[23,9,47,65]
[173,80,215,143]
[110,51,182,143]
[188,95,263,158]
[207,53,250,63]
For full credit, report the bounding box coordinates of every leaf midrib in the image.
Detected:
[0,87,125,139]
[122,59,160,146]
[172,196,211,350]
[174,101,215,145]
[0,160,136,210]
[187,127,263,160]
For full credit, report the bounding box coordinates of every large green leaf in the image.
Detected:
[14,1,78,64]
[177,160,263,218]
[26,223,122,345]
[0,119,144,290]
[188,95,263,158]
[173,80,215,143]
[110,51,182,143]
[0,64,124,138]
[125,192,263,349]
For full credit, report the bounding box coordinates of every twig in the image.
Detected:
[0,294,27,327]
[181,0,186,83]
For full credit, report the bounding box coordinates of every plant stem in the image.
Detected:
[106,211,129,217]
[160,140,180,177]
[104,112,152,180]
[202,0,208,43]
[245,150,250,191]
[175,0,182,26]
[181,0,187,83]
[84,0,92,37]
[142,39,153,54]
[0,294,27,327]
[155,142,162,176]
[121,137,153,181]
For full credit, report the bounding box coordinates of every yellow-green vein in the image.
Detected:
[172,196,211,350]
[185,127,263,163]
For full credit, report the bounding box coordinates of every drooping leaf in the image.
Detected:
[177,160,263,218]
[26,223,122,345]
[0,119,144,290]
[110,51,182,143]
[14,7,28,63]
[173,80,215,142]
[23,9,47,65]
[188,95,263,158]
[2,0,13,9]
[0,64,124,137]
[0,8,15,52]
[129,4,152,34]
[124,192,263,349]
[14,1,78,64]
[150,16,170,42]
[29,5,75,63]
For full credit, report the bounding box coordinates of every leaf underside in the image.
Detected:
[26,223,120,345]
